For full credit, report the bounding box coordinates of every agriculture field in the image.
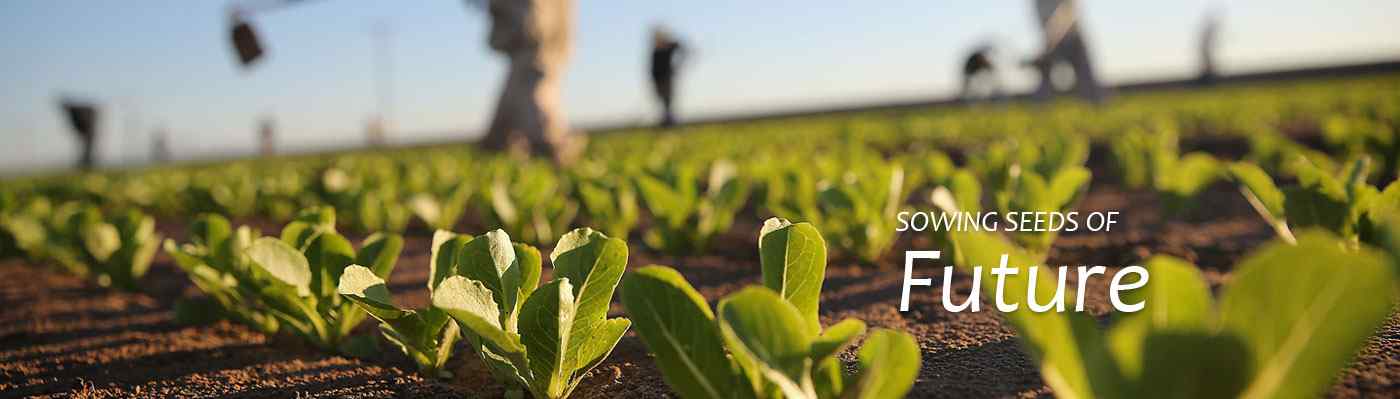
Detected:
[2,74,1399,398]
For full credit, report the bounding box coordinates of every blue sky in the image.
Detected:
[1,0,1397,171]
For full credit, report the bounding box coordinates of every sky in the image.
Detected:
[1,0,1397,172]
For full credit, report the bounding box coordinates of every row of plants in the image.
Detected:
[157,207,921,398]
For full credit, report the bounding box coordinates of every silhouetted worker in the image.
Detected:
[650,27,686,128]
[259,117,276,156]
[152,127,171,163]
[1198,9,1222,85]
[1029,0,1104,103]
[960,45,1001,101]
[60,99,99,170]
[478,0,584,165]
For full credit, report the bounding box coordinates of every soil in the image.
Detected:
[3,141,1397,398]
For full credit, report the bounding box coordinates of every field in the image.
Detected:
[2,74,1399,398]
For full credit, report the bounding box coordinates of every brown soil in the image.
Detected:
[3,154,1397,398]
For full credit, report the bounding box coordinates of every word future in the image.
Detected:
[899,251,1148,313]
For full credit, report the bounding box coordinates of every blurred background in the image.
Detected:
[1,0,1397,173]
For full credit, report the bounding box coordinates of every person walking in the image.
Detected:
[1029,0,1104,103]
[477,0,584,164]
[649,26,686,128]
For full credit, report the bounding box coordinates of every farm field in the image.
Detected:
[2,73,1399,398]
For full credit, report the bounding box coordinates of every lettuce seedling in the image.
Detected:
[621,218,920,399]
[483,163,580,244]
[431,228,630,399]
[31,202,161,291]
[1228,157,1397,245]
[238,207,403,351]
[165,213,282,333]
[636,160,750,254]
[813,162,907,263]
[408,181,472,231]
[575,177,640,240]
[991,164,1092,253]
[1110,126,1222,215]
[337,231,461,378]
[947,228,1396,399]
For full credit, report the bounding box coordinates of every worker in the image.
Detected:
[960,45,1001,101]
[650,26,686,128]
[60,99,99,170]
[1028,0,1104,103]
[477,0,584,165]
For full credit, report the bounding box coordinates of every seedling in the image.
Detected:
[407,181,472,231]
[946,228,1396,399]
[575,176,640,240]
[483,163,579,245]
[336,231,465,378]
[621,218,920,399]
[432,227,630,399]
[170,207,403,352]
[636,160,750,254]
[1110,126,1222,215]
[1228,156,1397,245]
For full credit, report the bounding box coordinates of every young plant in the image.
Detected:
[1110,126,1222,215]
[575,176,640,240]
[407,181,472,231]
[621,218,920,399]
[1227,156,1397,245]
[224,207,402,351]
[813,162,907,262]
[336,231,465,378]
[636,160,750,254]
[946,228,1396,399]
[37,203,161,291]
[165,214,281,333]
[431,228,631,399]
[483,163,580,245]
[992,164,1092,253]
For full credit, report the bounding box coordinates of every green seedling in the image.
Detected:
[946,228,1396,399]
[483,163,579,245]
[1228,157,1397,245]
[636,160,750,254]
[165,213,281,334]
[621,218,920,399]
[431,227,630,399]
[30,202,161,291]
[171,207,404,352]
[336,231,464,378]
[813,162,907,263]
[1110,126,1222,215]
[575,176,640,240]
[992,164,1092,253]
[408,181,472,231]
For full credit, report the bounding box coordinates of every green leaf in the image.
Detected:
[1044,166,1092,212]
[809,318,866,362]
[457,229,523,327]
[519,278,577,399]
[620,266,746,399]
[429,230,470,292]
[1220,231,1397,399]
[573,317,631,381]
[246,237,312,297]
[1108,256,1212,379]
[514,242,543,302]
[758,218,828,336]
[337,265,410,320]
[551,228,629,376]
[717,287,814,398]
[1228,162,1291,240]
[305,232,357,301]
[82,222,120,263]
[848,329,920,399]
[357,233,403,279]
[431,275,524,353]
[1132,332,1250,399]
